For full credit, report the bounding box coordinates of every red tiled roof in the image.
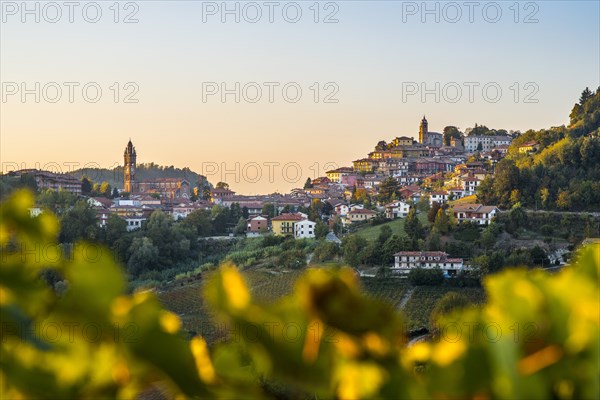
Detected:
[271,213,305,221]
[520,141,539,147]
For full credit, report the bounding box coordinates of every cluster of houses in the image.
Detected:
[245,213,317,239]
[21,120,513,238]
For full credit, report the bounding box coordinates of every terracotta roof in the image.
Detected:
[453,204,482,212]
[271,213,305,221]
[91,197,113,207]
[520,141,539,147]
[326,167,353,174]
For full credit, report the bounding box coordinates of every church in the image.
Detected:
[123,140,191,199]
[418,116,443,147]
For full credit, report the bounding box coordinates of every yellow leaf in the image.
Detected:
[160,311,182,334]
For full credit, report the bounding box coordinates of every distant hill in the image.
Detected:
[72,163,210,189]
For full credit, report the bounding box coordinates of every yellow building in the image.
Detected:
[271,213,305,236]
[391,136,414,147]
[353,158,377,173]
[346,208,377,224]
[325,167,353,183]
[519,141,539,154]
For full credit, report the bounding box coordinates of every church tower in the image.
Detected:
[124,140,138,193]
[419,116,428,144]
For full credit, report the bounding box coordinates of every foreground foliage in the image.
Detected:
[1,190,599,399]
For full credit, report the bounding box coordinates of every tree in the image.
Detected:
[315,221,329,239]
[539,187,550,208]
[352,188,371,206]
[377,177,399,205]
[375,140,388,150]
[433,208,450,234]
[443,126,462,146]
[556,190,571,210]
[404,208,424,240]
[341,234,369,267]
[100,181,112,198]
[480,224,497,251]
[216,182,229,189]
[104,214,127,246]
[262,204,276,218]
[183,209,213,237]
[428,202,442,223]
[313,241,339,262]
[322,202,334,216]
[492,159,520,208]
[476,176,496,205]
[377,225,393,245]
[81,177,92,194]
[509,189,521,207]
[111,187,119,198]
[530,245,549,267]
[381,234,411,265]
[408,267,443,286]
[127,236,159,275]
[233,217,247,235]
[417,195,430,212]
[303,178,313,189]
[427,228,441,251]
[579,87,593,105]
[59,200,99,243]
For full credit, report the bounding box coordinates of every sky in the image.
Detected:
[1,0,599,194]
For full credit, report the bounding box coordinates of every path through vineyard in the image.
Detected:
[398,287,414,310]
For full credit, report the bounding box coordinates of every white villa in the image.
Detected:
[384,200,410,219]
[392,251,467,275]
[452,204,499,225]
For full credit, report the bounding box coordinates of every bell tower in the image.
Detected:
[419,115,428,144]
[124,139,137,193]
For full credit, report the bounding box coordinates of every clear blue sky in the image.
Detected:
[2,1,599,193]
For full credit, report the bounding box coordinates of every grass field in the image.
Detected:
[354,213,428,241]
[449,194,478,206]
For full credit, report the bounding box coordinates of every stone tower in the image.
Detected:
[124,139,138,193]
[419,115,428,144]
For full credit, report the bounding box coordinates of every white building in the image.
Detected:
[334,203,350,216]
[125,216,146,231]
[461,177,481,196]
[384,201,410,219]
[393,251,466,275]
[452,204,499,225]
[294,219,316,239]
[429,191,449,205]
[465,135,512,152]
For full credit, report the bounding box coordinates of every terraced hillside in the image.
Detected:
[156,268,486,345]
[156,269,305,345]
[402,286,486,330]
